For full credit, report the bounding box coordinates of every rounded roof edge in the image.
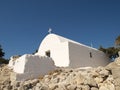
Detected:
[45,33,98,51]
[46,33,68,42]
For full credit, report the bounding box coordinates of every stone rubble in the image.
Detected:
[0,56,120,90]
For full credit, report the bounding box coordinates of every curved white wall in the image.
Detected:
[36,34,70,67]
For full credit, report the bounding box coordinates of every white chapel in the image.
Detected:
[36,33,110,68]
[8,32,111,81]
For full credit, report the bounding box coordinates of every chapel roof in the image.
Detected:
[48,33,98,51]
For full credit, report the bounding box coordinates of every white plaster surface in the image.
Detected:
[36,34,69,67]
[8,56,20,69]
[37,33,110,68]
[12,54,56,81]
[8,59,15,69]
[69,42,110,68]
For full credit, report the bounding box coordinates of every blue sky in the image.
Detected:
[0,0,120,59]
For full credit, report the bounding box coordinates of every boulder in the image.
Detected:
[106,56,120,90]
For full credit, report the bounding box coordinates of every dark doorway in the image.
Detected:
[45,50,50,57]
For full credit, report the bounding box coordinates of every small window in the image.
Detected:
[45,50,50,57]
[90,52,92,58]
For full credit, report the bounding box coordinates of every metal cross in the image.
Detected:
[48,28,52,34]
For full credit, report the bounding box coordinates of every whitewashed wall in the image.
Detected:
[37,34,69,67]
[69,42,110,68]
[13,54,56,81]
[8,56,20,69]
[8,59,15,69]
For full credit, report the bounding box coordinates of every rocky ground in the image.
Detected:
[0,57,120,90]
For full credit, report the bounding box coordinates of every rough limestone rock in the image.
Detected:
[106,56,120,90]
[115,57,120,65]
[1,54,120,90]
